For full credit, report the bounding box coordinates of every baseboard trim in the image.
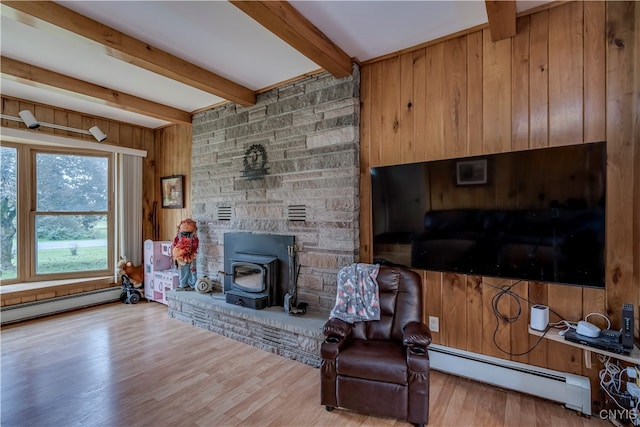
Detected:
[1,287,121,325]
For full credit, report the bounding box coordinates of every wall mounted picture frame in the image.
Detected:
[161,175,184,208]
[456,159,488,186]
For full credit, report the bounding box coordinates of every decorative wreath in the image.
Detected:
[242,144,268,179]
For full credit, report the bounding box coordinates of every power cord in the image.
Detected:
[481,280,616,358]
[598,354,640,414]
[482,280,574,356]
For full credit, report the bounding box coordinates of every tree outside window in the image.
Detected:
[0,146,17,279]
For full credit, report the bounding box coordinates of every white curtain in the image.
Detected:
[117,154,143,266]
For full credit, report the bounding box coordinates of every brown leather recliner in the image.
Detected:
[321,266,432,427]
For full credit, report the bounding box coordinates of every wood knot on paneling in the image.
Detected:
[392,119,399,131]
[607,26,625,49]
[612,266,622,284]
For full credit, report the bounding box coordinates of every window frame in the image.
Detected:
[1,143,114,284]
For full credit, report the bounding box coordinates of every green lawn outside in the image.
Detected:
[37,246,108,274]
[1,245,109,279]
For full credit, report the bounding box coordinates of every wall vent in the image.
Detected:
[217,206,232,221]
[287,205,306,221]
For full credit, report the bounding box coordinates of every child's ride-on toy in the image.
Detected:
[120,274,143,304]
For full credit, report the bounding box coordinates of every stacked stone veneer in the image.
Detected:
[191,65,360,314]
[168,291,325,367]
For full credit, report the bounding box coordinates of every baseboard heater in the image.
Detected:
[429,343,591,415]
[1,287,121,325]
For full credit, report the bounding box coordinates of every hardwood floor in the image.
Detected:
[1,302,610,427]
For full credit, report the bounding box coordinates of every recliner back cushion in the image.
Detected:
[351,267,422,342]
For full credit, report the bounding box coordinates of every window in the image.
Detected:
[0,144,113,283]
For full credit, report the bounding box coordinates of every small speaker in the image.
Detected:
[622,303,634,349]
[530,304,549,331]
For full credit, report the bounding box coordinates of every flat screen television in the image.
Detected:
[371,142,606,287]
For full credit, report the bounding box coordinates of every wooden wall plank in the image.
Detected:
[481,277,511,358]
[443,36,468,159]
[412,49,427,163]
[369,62,382,168]
[466,275,484,353]
[546,284,583,375]
[426,271,443,344]
[380,57,401,166]
[34,104,54,134]
[509,281,529,364]
[605,0,637,326]
[106,121,120,146]
[548,1,584,147]
[467,32,484,157]
[1,98,20,128]
[526,282,548,368]
[529,10,549,149]
[67,111,83,138]
[156,124,192,240]
[359,65,372,263]
[511,16,530,152]
[53,110,68,136]
[425,43,445,160]
[482,29,512,154]
[400,53,415,164]
[583,1,606,143]
[442,273,467,348]
[582,286,607,408]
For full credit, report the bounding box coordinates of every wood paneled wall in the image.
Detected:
[154,124,193,240]
[0,96,192,245]
[360,0,638,400]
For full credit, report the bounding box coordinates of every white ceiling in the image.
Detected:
[0,1,552,130]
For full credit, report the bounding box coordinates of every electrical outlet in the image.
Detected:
[429,316,439,333]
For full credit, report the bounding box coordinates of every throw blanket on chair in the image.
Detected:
[329,263,381,323]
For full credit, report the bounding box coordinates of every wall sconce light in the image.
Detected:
[18,110,40,129]
[89,126,107,142]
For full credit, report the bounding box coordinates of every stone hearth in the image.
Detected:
[167,290,326,367]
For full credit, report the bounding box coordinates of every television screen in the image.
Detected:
[371,142,606,287]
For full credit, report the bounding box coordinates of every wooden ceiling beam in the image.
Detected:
[485,0,517,42]
[1,57,193,126]
[2,1,256,106]
[231,1,352,78]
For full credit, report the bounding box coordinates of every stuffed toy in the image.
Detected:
[171,218,199,290]
[117,257,144,288]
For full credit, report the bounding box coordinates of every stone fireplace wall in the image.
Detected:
[191,65,360,313]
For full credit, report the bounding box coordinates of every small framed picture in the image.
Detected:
[161,175,184,208]
[456,159,488,186]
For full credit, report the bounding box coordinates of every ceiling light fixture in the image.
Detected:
[89,126,107,142]
[18,110,40,129]
[1,114,108,143]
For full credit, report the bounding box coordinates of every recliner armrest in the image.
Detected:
[323,317,353,340]
[402,321,432,348]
